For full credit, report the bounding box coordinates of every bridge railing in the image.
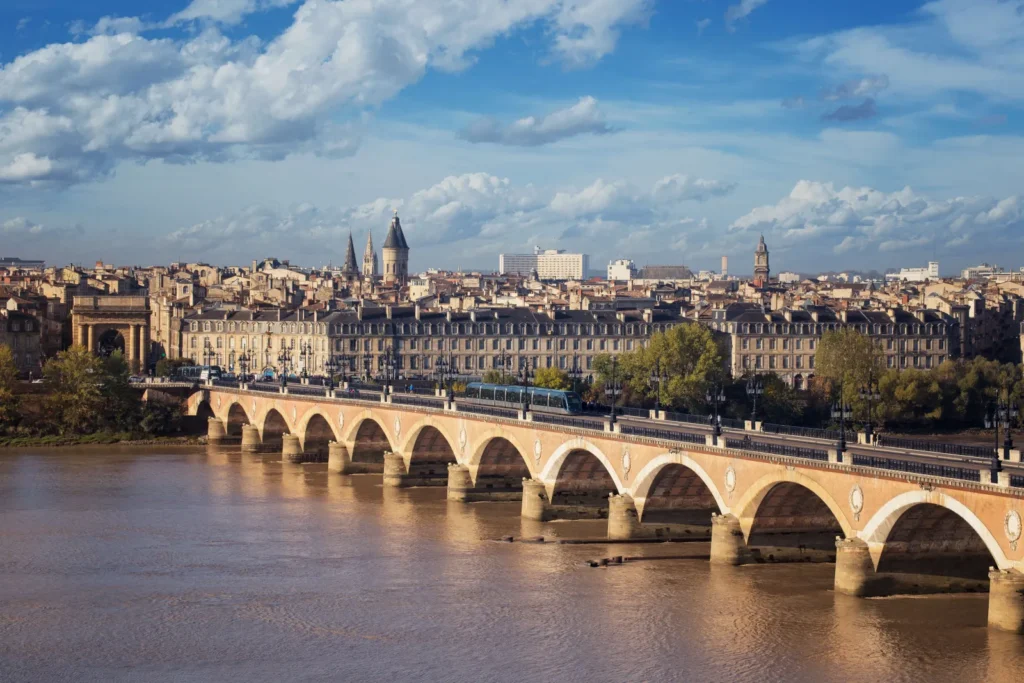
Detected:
[287,384,330,398]
[761,423,841,441]
[391,394,444,409]
[247,383,281,394]
[875,435,995,459]
[732,436,830,462]
[850,454,982,483]
[619,424,706,445]
[530,413,603,431]
[456,404,520,420]
[663,411,712,427]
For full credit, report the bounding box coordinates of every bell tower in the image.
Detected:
[753,234,770,288]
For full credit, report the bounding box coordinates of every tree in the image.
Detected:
[0,344,20,433]
[815,328,885,408]
[43,345,105,435]
[753,373,804,425]
[100,351,143,431]
[533,367,570,391]
[481,369,504,384]
[156,357,192,377]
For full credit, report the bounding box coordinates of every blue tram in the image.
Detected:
[462,382,583,415]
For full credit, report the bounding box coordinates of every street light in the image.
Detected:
[568,352,582,396]
[746,373,764,424]
[706,381,726,446]
[832,377,853,455]
[324,354,337,391]
[497,346,511,384]
[986,393,1018,465]
[299,341,313,379]
[650,357,664,416]
[518,363,532,413]
[606,355,620,424]
[859,374,881,442]
[203,339,214,368]
[277,348,290,388]
[382,346,398,395]
[238,352,250,387]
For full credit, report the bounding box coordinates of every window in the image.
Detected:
[742,338,749,350]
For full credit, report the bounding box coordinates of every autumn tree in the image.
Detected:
[0,345,20,433]
[533,367,570,391]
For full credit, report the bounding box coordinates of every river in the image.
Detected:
[1,448,1022,682]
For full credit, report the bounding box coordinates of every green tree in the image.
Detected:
[100,351,143,431]
[533,367,570,390]
[0,344,20,433]
[594,323,724,412]
[43,345,105,435]
[481,369,504,384]
[753,373,804,425]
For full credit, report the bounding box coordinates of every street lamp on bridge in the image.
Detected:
[203,339,214,369]
[568,353,582,397]
[299,341,313,380]
[650,357,665,416]
[706,381,726,446]
[832,377,853,456]
[382,346,398,395]
[277,349,291,388]
[518,363,533,413]
[606,355,621,424]
[237,352,250,388]
[859,373,881,442]
[746,372,764,424]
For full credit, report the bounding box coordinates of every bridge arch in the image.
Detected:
[261,408,290,449]
[472,435,533,490]
[398,418,459,464]
[300,412,337,459]
[630,454,726,525]
[734,470,854,540]
[860,490,1009,572]
[345,414,395,468]
[225,402,250,436]
[542,441,622,510]
[194,399,215,422]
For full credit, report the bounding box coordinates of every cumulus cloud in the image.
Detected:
[162,170,732,261]
[459,96,613,146]
[820,75,889,101]
[725,0,769,31]
[821,98,877,122]
[0,0,649,188]
[730,180,1023,256]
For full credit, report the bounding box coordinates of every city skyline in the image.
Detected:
[2,0,1024,272]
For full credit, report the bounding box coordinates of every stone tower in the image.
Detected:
[363,231,378,279]
[340,232,360,279]
[382,209,409,286]
[753,234,770,288]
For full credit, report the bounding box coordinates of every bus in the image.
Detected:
[462,382,583,415]
[175,365,222,382]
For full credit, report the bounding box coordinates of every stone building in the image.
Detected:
[179,305,692,380]
[709,303,960,389]
[0,309,42,375]
[381,211,409,286]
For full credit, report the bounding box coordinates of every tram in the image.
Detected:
[462,382,583,415]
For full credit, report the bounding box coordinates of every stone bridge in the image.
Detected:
[188,386,1024,633]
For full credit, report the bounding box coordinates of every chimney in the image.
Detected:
[616,311,626,323]
[386,305,392,319]
[356,303,363,320]
[783,309,793,323]
[414,304,422,320]
[470,310,477,322]
[839,309,849,323]
[642,308,653,323]
[446,310,453,322]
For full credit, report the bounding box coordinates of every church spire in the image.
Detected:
[341,231,359,277]
[362,230,378,278]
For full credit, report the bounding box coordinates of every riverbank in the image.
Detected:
[0,432,205,449]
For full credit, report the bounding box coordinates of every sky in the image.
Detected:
[1,0,1023,276]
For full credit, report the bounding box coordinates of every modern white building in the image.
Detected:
[887,261,940,283]
[606,259,635,281]
[777,271,801,284]
[961,264,1004,280]
[499,247,589,280]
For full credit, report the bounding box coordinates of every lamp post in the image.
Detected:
[497,347,511,384]
[518,363,532,413]
[985,393,1018,464]
[569,352,582,396]
[203,339,214,368]
[382,346,397,395]
[650,357,664,416]
[746,373,764,424]
[706,381,726,446]
[859,374,881,442]
[832,377,853,455]
[606,355,620,424]
[277,349,290,388]
[324,354,337,391]
[237,352,249,388]
[300,341,312,380]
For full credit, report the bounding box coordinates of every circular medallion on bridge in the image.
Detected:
[849,485,864,521]
[533,438,542,466]
[1006,510,1022,547]
[724,466,736,493]
[621,449,632,481]
[394,416,402,439]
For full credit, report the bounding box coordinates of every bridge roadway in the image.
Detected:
[188,383,1024,633]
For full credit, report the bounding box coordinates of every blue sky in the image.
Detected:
[1,0,1022,275]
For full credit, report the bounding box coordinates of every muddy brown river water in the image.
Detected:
[1,448,1023,682]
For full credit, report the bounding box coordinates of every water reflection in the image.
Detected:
[0,449,1021,683]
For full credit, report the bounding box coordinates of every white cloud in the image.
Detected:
[696,18,711,36]
[820,75,889,101]
[652,174,736,202]
[16,18,31,31]
[460,96,613,146]
[731,180,1023,257]
[725,0,769,31]
[162,169,731,263]
[0,0,649,188]
[168,0,300,26]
